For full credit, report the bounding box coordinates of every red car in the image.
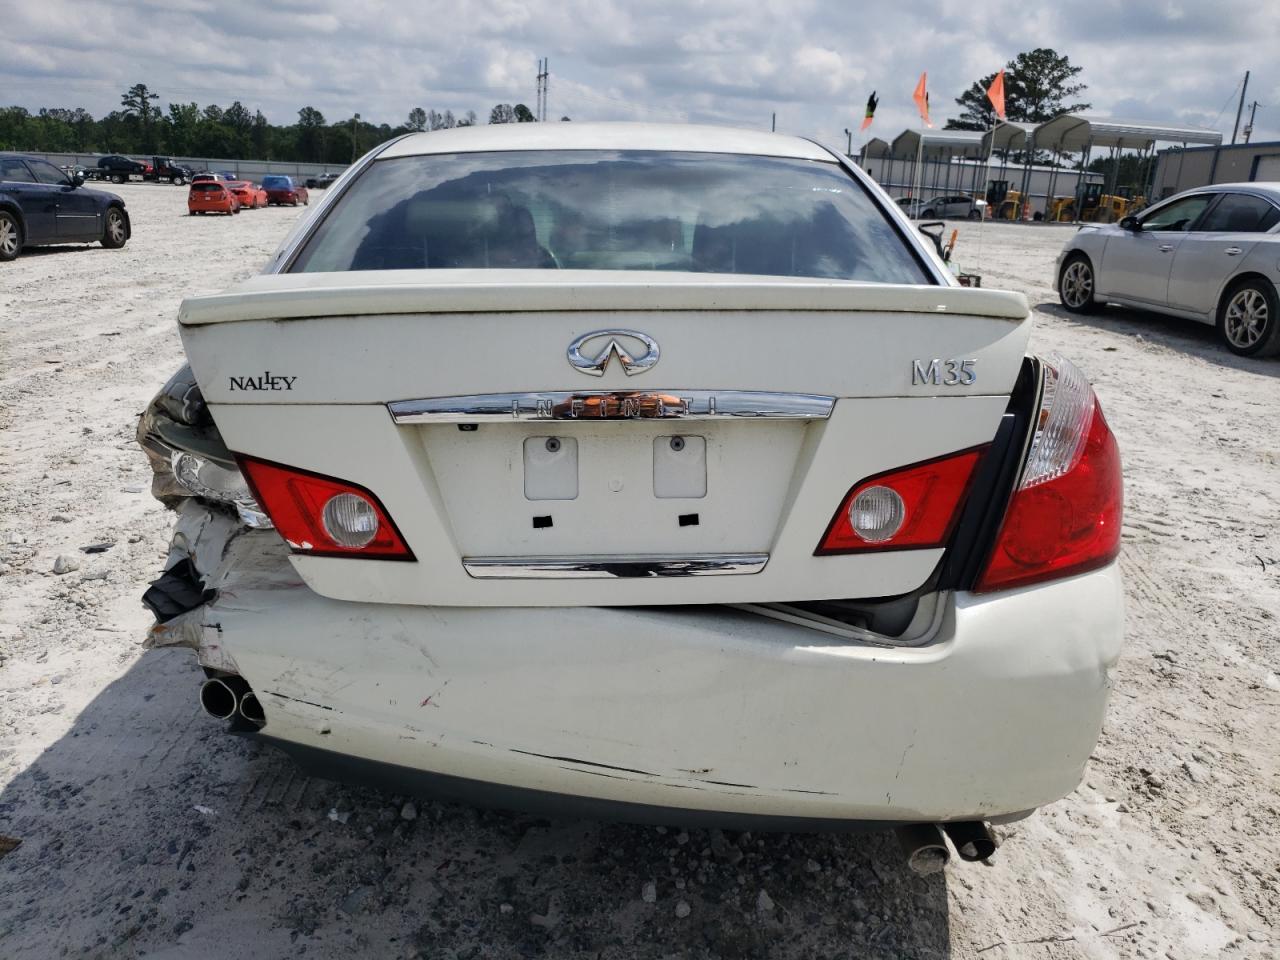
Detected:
[260,175,309,206]
[227,181,268,209]
[187,182,240,216]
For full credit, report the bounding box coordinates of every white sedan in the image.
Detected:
[137,123,1124,863]
[1056,183,1280,357]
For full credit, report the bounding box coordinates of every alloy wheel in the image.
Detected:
[0,215,18,258]
[1224,288,1268,349]
[1061,261,1093,309]
[107,211,126,244]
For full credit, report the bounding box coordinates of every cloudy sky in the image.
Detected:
[4,0,1279,148]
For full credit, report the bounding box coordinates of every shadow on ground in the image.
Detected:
[0,650,950,959]
[1037,300,1280,379]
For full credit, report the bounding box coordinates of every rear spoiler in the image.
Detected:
[178,271,1030,327]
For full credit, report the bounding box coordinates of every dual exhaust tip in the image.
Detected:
[895,821,999,875]
[199,676,265,725]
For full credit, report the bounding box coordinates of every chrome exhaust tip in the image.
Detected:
[199,676,247,721]
[894,823,951,876]
[238,690,265,725]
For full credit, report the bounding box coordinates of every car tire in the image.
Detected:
[111,173,125,184]
[174,175,186,186]
[968,209,981,220]
[1217,277,1280,358]
[101,207,128,249]
[1058,253,1100,314]
[0,210,23,262]
[921,208,935,218]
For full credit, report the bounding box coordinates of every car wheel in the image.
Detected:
[968,209,981,220]
[921,209,935,218]
[1218,278,1280,358]
[0,210,22,262]
[111,173,125,184]
[1058,253,1099,314]
[101,207,128,249]
[174,175,186,186]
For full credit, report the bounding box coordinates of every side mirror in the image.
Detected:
[72,173,85,187]
[1119,215,1141,232]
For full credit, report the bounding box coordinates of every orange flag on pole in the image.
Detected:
[986,69,1007,121]
[913,72,932,128]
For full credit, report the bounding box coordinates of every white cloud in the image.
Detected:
[1,0,1277,145]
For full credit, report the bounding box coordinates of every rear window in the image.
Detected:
[289,150,930,283]
[262,176,291,189]
[192,183,223,193]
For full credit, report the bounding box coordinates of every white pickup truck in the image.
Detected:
[137,122,1123,866]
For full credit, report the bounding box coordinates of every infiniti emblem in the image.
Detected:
[566,329,660,377]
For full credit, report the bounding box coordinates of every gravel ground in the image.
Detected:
[1,183,1278,959]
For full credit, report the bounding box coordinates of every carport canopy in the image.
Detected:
[861,137,892,159]
[1032,114,1222,153]
[890,128,985,160]
[982,121,1037,154]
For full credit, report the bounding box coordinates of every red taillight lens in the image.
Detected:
[976,359,1122,592]
[236,456,414,560]
[815,447,986,555]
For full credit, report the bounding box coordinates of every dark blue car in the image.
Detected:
[0,153,131,262]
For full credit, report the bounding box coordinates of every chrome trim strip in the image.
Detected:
[463,553,769,579]
[389,390,835,424]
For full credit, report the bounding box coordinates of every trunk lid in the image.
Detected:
[180,270,1030,607]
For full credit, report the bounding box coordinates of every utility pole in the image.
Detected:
[351,113,360,162]
[1243,101,1259,144]
[844,128,852,156]
[1231,70,1249,144]
[771,112,776,132]
[536,58,549,122]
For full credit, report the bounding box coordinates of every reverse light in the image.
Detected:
[237,456,414,560]
[816,447,986,555]
[975,356,1122,592]
[322,493,379,548]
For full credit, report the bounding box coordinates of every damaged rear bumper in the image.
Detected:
[148,502,1124,826]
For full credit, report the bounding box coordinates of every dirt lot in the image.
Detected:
[1,183,1277,959]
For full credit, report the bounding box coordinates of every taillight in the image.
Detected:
[236,456,414,560]
[975,356,1122,592]
[815,447,986,555]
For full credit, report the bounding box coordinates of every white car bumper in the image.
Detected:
[156,514,1124,827]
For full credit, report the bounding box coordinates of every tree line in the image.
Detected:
[0,82,551,164]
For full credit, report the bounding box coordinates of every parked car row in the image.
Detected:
[187,176,307,215]
[86,155,196,185]
[0,152,130,261]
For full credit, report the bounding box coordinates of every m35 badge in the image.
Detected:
[912,358,977,386]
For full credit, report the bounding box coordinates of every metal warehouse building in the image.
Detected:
[1151,141,1280,198]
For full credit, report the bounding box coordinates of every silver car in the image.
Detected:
[896,194,984,220]
[1056,183,1280,357]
